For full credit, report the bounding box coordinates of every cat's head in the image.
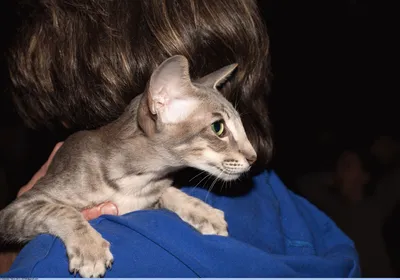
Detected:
[139,55,257,181]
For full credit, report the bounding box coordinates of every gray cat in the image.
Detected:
[0,55,257,277]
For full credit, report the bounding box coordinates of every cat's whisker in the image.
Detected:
[206,170,223,202]
[220,180,227,192]
[191,173,212,194]
[203,173,214,187]
[189,170,206,182]
[224,180,230,193]
[239,111,250,118]
[202,174,214,200]
[234,98,239,111]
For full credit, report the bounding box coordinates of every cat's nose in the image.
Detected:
[246,154,257,165]
[240,149,257,165]
[240,142,257,165]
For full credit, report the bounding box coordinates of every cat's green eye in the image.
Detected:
[211,120,225,137]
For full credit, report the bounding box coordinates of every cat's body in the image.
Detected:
[0,55,257,277]
[38,95,175,215]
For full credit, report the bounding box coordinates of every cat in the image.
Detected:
[0,55,257,278]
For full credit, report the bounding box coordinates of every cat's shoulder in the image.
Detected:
[57,130,104,159]
[65,130,101,145]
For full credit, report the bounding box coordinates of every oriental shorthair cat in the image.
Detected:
[0,55,257,277]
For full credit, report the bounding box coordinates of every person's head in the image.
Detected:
[335,151,370,203]
[8,0,272,166]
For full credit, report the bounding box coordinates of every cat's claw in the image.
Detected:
[182,205,229,236]
[69,268,78,276]
[66,232,114,278]
[106,259,113,269]
[197,208,229,236]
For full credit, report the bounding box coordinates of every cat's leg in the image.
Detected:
[0,189,113,278]
[157,186,228,236]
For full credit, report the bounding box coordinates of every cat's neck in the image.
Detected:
[105,138,182,182]
[101,94,143,139]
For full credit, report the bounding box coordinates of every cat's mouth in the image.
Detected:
[212,166,249,181]
[189,162,249,182]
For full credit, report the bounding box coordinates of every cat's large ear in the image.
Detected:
[147,55,198,124]
[194,63,238,90]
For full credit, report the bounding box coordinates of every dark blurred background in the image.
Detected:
[1,0,399,277]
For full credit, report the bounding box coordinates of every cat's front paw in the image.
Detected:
[66,230,114,278]
[183,206,229,237]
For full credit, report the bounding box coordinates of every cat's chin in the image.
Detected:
[207,170,243,181]
[219,172,242,181]
[190,164,246,182]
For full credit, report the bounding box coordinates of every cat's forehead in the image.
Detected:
[194,86,239,118]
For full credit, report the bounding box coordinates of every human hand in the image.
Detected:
[17,142,118,220]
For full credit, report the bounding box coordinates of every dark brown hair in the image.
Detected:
[8,0,273,165]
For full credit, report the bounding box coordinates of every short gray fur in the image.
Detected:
[0,55,257,277]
